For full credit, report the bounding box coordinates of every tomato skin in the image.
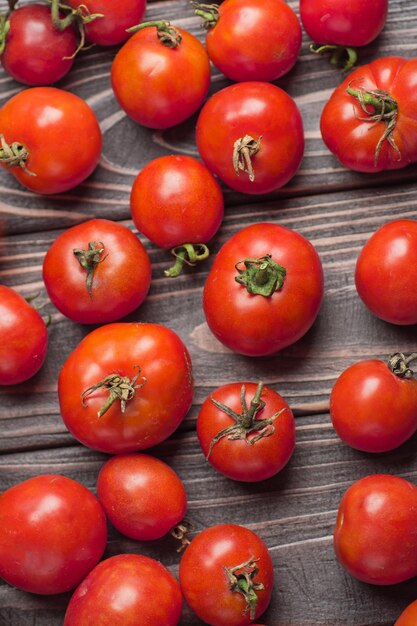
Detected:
[395,600,417,626]
[196,82,304,194]
[111,26,210,129]
[197,382,295,481]
[66,0,146,46]
[0,87,102,194]
[1,4,76,85]
[355,220,417,325]
[179,524,274,626]
[43,219,151,324]
[330,359,417,452]
[300,0,388,47]
[320,57,417,173]
[58,322,194,453]
[64,554,183,626]
[334,474,417,585]
[203,223,324,356]
[0,285,48,385]
[130,155,224,249]
[203,0,301,82]
[0,474,107,595]
[97,453,187,540]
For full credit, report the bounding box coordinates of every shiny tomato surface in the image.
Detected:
[395,600,417,626]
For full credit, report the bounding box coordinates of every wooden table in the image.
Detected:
[1,0,417,624]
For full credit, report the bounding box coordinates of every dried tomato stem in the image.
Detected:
[165,243,209,278]
[233,135,262,182]
[309,43,357,72]
[127,20,182,47]
[388,352,417,378]
[235,255,286,296]
[224,556,264,619]
[0,134,35,175]
[73,241,108,298]
[192,2,220,29]
[81,365,146,417]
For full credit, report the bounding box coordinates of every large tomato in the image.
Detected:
[58,322,194,453]
[111,21,210,129]
[197,382,295,481]
[179,524,274,626]
[0,87,102,194]
[64,554,182,626]
[334,474,417,585]
[0,474,107,595]
[0,4,77,85]
[194,0,301,82]
[320,57,417,173]
[395,600,417,626]
[130,155,224,276]
[203,223,324,356]
[43,219,151,324]
[196,82,304,194]
[0,285,48,385]
[330,353,417,452]
[355,220,417,324]
[97,453,187,541]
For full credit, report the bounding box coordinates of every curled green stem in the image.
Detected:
[50,0,103,58]
[0,134,35,176]
[309,43,357,73]
[235,255,286,296]
[191,2,219,29]
[81,365,146,418]
[165,243,209,278]
[0,15,10,56]
[73,241,108,298]
[127,20,182,47]
[224,556,264,620]
[388,352,417,378]
[233,135,262,182]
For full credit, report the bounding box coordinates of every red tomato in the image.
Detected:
[64,554,182,626]
[179,524,274,626]
[197,382,295,481]
[43,219,151,324]
[300,0,388,47]
[395,600,417,626]
[196,82,304,194]
[97,453,187,541]
[58,322,194,453]
[330,354,417,452]
[334,474,417,585]
[0,87,102,194]
[0,474,107,595]
[65,0,147,46]
[0,285,48,385]
[0,4,76,85]
[355,220,417,325]
[130,155,224,276]
[195,0,301,82]
[320,57,417,173]
[111,22,210,129]
[203,223,324,356]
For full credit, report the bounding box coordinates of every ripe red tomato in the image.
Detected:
[0,4,77,85]
[111,21,210,129]
[64,554,182,626]
[64,0,147,46]
[320,57,417,173]
[300,0,388,47]
[58,322,194,453]
[97,453,187,541]
[330,354,417,452]
[203,223,324,356]
[0,87,102,194]
[130,155,224,276]
[43,219,151,324]
[395,600,417,626]
[194,0,301,82]
[355,220,417,325]
[0,285,48,385]
[334,474,417,585]
[197,382,295,481]
[196,81,304,194]
[0,474,107,595]
[179,524,274,626]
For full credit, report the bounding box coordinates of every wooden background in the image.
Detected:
[1,0,417,624]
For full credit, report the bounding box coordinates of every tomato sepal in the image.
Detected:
[388,352,417,378]
[81,365,147,417]
[192,1,220,28]
[310,42,357,72]
[127,20,182,48]
[235,254,286,296]
[225,556,265,620]
[73,241,108,298]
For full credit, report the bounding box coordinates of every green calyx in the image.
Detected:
[388,352,417,379]
[127,20,182,48]
[235,254,286,296]
[207,382,287,458]
[224,556,265,620]
[346,82,399,166]
[192,2,220,29]
[81,365,147,418]
[73,241,108,298]
[165,243,209,278]
[0,134,35,176]
[0,14,10,56]
[310,43,357,73]
[50,0,104,58]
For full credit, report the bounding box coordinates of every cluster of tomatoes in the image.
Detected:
[1,0,417,624]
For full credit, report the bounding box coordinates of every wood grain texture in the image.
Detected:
[1,0,417,624]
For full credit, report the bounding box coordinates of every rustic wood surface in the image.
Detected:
[1,0,417,624]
